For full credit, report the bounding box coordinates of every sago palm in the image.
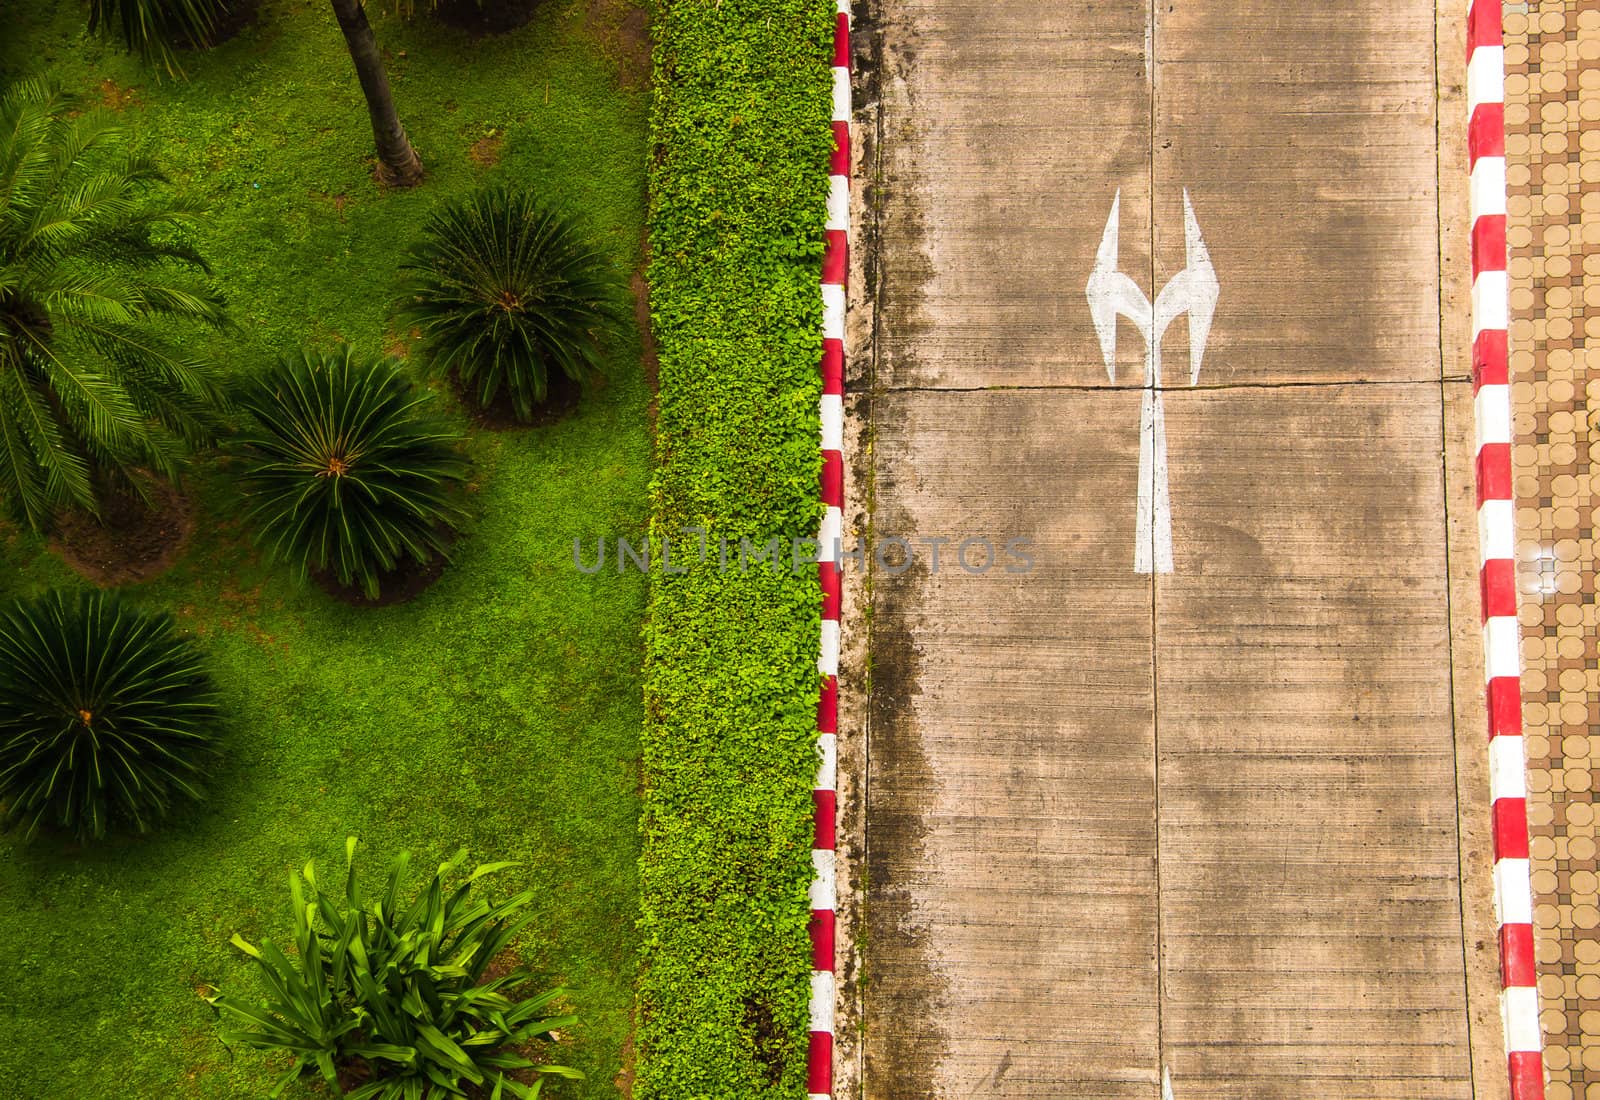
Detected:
[0,79,230,534]
[0,589,222,843]
[234,347,470,600]
[399,186,625,424]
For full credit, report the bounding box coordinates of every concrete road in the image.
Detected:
[846,0,1508,1096]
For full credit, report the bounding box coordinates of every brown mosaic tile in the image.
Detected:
[1508,1,1600,1092]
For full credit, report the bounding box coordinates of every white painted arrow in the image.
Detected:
[1086,190,1219,574]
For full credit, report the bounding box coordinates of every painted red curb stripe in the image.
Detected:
[1510,1053,1546,1099]
[831,121,851,177]
[822,450,844,508]
[1476,442,1513,506]
[1501,923,1538,988]
[813,789,838,850]
[1474,329,1509,389]
[1493,797,1532,861]
[1469,4,1544,1096]
[1470,102,1507,163]
[807,1031,833,1093]
[823,229,849,286]
[1468,0,1503,54]
[823,340,845,395]
[1472,214,1508,277]
[1489,677,1524,737]
[818,676,838,734]
[810,909,836,971]
[1481,559,1517,621]
[821,560,842,619]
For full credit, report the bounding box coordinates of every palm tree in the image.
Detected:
[0,79,229,534]
[399,187,624,423]
[233,346,469,600]
[328,0,425,187]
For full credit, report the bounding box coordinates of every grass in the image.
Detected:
[0,1,651,1097]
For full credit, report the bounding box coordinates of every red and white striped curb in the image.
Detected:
[1467,1,1544,1097]
[810,3,850,1098]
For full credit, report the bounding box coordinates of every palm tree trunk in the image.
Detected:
[328,0,424,187]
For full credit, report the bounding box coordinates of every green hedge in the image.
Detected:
[636,1,835,1096]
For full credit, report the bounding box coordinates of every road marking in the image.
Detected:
[1086,190,1219,573]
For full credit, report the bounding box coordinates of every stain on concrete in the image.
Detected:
[864,543,953,1100]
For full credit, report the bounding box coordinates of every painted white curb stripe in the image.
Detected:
[817,732,838,791]
[823,284,846,341]
[820,506,843,563]
[1472,271,1511,337]
[1494,858,1534,927]
[822,395,844,451]
[1490,735,1529,802]
[1475,384,1514,448]
[1479,499,1517,561]
[819,620,840,678]
[1484,615,1522,682]
[810,971,837,1032]
[1502,986,1543,1052]
[809,848,837,911]
[827,175,850,233]
[1468,46,1507,112]
[1471,156,1509,218]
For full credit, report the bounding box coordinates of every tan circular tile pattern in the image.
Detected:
[1510,1,1600,1085]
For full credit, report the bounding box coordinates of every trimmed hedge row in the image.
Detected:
[636,1,836,1096]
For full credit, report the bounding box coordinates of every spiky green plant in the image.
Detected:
[399,187,625,424]
[234,346,470,600]
[0,589,221,843]
[86,0,231,77]
[209,838,584,1099]
[0,79,229,534]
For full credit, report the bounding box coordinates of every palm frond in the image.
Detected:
[0,78,227,531]
[0,373,54,530]
[85,0,231,78]
[0,365,95,517]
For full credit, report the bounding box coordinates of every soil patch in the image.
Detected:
[432,0,541,36]
[95,78,144,112]
[468,132,504,167]
[585,0,650,89]
[614,1028,636,1098]
[448,365,584,430]
[739,995,787,1087]
[50,480,194,587]
[631,263,658,425]
[312,553,448,608]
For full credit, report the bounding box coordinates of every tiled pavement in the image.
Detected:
[1507,1,1600,1093]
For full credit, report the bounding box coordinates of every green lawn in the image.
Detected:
[0,2,650,1097]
